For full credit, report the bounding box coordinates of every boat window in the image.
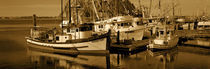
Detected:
[84,12,90,17]
[136,21,143,25]
[67,28,70,32]
[118,24,121,26]
[160,31,164,35]
[99,25,103,28]
[198,25,203,27]
[122,22,132,26]
[56,36,59,40]
[167,31,170,34]
[204,25,210,28]
[121,23,124,26]
[76,29,79,32]
[156,32,159,36]
[149,20,152,23]
[79,26,92,31]
[70,30,75,33]
[46,34,49,38]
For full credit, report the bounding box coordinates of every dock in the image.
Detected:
[110,39,149,52]
[176,30,210,45]
[176,30,210,38]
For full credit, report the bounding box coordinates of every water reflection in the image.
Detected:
[109,48,178,69]
[146,48,178,69]
[1,23,210,69]
[27,47,110,69]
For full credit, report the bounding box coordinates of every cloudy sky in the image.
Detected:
[0,0,209,16]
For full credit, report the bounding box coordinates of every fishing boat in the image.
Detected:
[26,23,109,50]
[94,16,145,41]
[26,0,110,53]
[147,23,179,50]
[197,20,210,30]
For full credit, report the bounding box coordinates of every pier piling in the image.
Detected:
[106,29,111,51]
[117,31,120,44]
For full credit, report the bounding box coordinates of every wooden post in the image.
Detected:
[106,29,111,51]
[33,14,37,30]
[117,54,120,65]
[106,54,110,69]
[188,23,190,30]
[117,31,120,44]
[176,23,179,30]
[194,20,198,30]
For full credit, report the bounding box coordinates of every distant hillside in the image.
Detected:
[0,16,60,20]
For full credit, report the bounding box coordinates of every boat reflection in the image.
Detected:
[109,48,178,69]
[26,47,111,69]
[146,48,178,69]
[26,44,178,69]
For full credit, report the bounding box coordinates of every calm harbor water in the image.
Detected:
[0,22,210,69]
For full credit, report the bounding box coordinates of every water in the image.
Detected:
[0,22,210,69]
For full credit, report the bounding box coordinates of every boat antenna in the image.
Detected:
[69,0,71,25]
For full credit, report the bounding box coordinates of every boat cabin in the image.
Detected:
[156,25,175,40]
[55,34,70,43]
[197,21,210,30]
[30,27,49,40]
[63,23,94,40]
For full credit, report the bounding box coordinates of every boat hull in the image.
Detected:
[26,38,107,51]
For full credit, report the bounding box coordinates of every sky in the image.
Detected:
[0,0,209,16]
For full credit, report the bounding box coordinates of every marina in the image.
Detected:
[0,0,210,69]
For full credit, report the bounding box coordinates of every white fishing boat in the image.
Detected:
[94,16,145,41]
[26,24,109,51]
[147,24,179,50]
[197,21,210,30]
[26,0,110,52]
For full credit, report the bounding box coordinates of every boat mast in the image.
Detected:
[91,0,100,20]
[158,0,161,17]
[33,14,37,30]
[76,0,79,39]
[172,0,175,17]
[69,0,71,25]
[149,0,152,18]
[76,0,79,25]
[61,0,64,34]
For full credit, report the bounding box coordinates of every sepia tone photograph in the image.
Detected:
[0,0,209,69]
